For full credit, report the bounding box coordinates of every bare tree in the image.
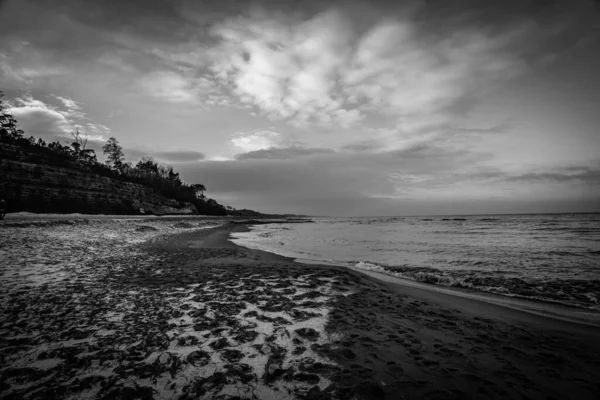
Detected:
[70,129,88,150]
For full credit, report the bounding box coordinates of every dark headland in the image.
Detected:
[1,216,599,399]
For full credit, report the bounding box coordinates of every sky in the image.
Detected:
[1,0,599,216]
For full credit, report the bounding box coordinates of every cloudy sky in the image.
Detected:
[1,0,599,215]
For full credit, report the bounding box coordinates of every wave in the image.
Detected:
[532,227,600,232]
[547,250,589,257]
[231,216,600,310]
[350,262,600,310]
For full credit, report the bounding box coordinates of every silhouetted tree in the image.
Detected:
[0,91,24,142]
[121,161,133,175]
[102,137,125,173]
[191,184,206,199]
[136,157,159,176]
[70,129,89,156]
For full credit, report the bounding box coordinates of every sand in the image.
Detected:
[0,217,599,399]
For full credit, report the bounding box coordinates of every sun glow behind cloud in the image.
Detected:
[230,129,280,153]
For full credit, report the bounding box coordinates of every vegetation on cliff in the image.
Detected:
[0,92,226,215]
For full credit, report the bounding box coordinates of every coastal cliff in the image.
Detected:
[0,143,197,215]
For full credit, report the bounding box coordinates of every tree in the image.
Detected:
[121,161,133,175]
[102,137,125,172]
[71,141,81,155]
[190,184,206,199]
[70,129,88,152]
[167,166,182,187]
[136,157,158,176]
[0,91,24,142]
[80,149,98,164]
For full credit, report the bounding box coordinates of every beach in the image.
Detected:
[1,216,599,399]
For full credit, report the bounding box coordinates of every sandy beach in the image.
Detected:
[1,216,599,400]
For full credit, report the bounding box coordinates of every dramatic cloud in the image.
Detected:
[207,3,530,129]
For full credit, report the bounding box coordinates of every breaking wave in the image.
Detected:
[232,213,600,311]
[351,262,600,310]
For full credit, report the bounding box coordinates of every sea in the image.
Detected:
[230,213,600,311]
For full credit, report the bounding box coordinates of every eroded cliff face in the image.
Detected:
[0,144,197,215]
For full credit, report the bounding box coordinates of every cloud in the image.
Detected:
[0,52,28,88]
[206,2,530,128]
[177,150,600,215]
[124,148,205,163]
[176,143,494,215]
[51,95,80,111]
[135,69,235,108]
[2,0,598,215]
[230,129,280,153]
[153,150,205,162]
[83,122,111,137]
[503,166,600,185]
[341,18,527,118]
[51,94,85,118]
[424,163,600,190]
[6,94,110,142]
[10,107,71,138]
[0,49,69,89]
[179,157,390,198]
[207,156,234,162]
[136,70,200,103]
[8,95,72,138]
[208,7,363,127]
[235,146,334,160]
[180,142,486,200]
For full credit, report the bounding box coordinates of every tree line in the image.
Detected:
[0,92,226,215]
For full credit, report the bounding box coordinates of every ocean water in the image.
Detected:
[230,214,600,310]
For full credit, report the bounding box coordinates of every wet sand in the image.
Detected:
[1,218,599,399]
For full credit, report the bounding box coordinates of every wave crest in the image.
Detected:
[351,262,600,310]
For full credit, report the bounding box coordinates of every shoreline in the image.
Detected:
[227,224,600,332]
[231,219,600,319]
[213,224,600,398]
[2,218,600,399]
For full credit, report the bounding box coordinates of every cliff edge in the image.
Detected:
[0,143,197,215]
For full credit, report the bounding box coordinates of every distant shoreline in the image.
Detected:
[308,211,600,218]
